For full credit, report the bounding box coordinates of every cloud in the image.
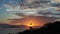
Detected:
[3,0,51,10]
[55,19,60,21]
[4,4,60,18]
[8,16,56,26]
[50,3,60,7]
[34,14,60,18]
[1,0,60,25]
[2,0,60,19]
[51,0,60,3]
[25,0,51,4]
[22,0,51,8]
[14,12,26,18]
[2,0,51,12]
[0,8,2,9]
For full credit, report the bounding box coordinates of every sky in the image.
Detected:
[0,0,60,26]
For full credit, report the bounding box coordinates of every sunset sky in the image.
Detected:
[0,0,60,26]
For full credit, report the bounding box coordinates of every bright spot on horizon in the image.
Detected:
[29,23,33,27]
[27,23,33,27]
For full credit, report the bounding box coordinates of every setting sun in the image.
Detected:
[29,23,33,27]
[27,23,33,27]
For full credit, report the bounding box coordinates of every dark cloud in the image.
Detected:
[22,0,51,9]
[38,10,60,15]
[15,13,25,17]
[50,3,60,7]
[55,13,60,15]
[36,12,60,18]
[38,11,53,15]
[3,0,51,9]
[33,0,51,3]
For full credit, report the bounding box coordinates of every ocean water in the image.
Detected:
[0,28,26,34]
[0,26,41,34]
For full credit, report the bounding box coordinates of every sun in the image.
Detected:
[27,23,33,27]
[29,23,32,26]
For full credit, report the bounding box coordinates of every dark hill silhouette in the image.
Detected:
[16,21,60,34]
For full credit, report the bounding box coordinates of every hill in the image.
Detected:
[16,21,60,34]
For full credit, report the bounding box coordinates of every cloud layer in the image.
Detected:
[2,0,60,18]
[0,0,60,23]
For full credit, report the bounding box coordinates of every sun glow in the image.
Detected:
[26,20,38,27]
[28,23,33,27]
[30,23,32,26]
[24,17,43,27]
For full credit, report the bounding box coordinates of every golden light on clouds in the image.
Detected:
[8,16,55,27]
[24,16,44,27]
[25,19,36,26]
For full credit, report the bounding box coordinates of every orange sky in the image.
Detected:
[8,16,56,26]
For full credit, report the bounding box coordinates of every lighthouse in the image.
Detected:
[30,23,33,29]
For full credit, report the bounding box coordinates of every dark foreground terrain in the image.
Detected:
[8,21,60,34]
